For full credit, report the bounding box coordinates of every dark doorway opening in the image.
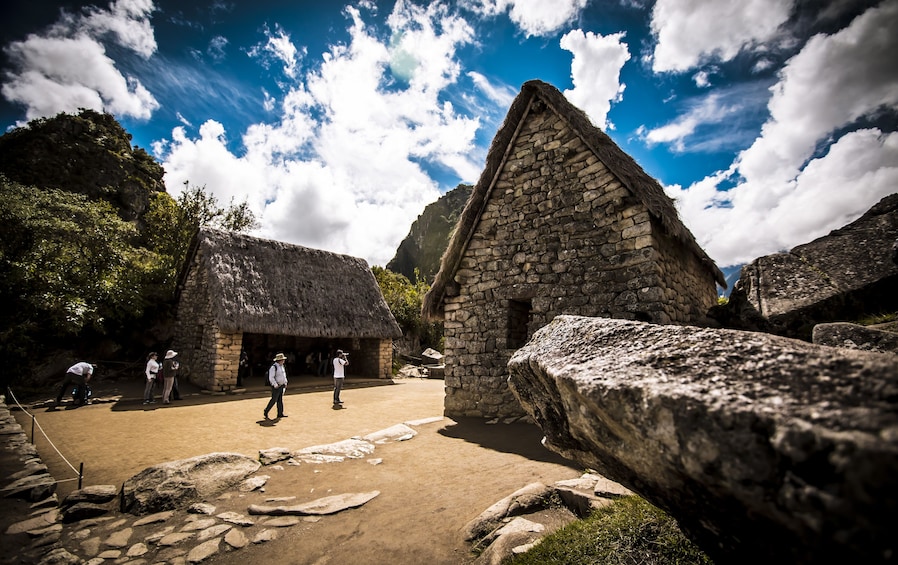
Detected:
[507,299,533,349]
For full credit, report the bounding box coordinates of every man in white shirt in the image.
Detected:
[332,350,349,406]
[264,352,288,420]
[54,361,94,408]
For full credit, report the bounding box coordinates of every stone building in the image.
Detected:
[422,80,725,419]
[173,228,401,391]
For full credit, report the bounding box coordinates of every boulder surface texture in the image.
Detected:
[508,315,898,565]
[121,453,261,515]
[718,193,898,339]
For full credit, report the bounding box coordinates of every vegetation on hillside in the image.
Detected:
[372,266,442,357]
[0,110,256,386]
[386,183,471,283]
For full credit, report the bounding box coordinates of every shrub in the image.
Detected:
[507,496,712,565]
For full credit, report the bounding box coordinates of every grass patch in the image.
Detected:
[856,311,898,326]
[506,496,713,565]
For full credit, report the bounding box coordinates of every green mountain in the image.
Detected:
[387,183,472,283]
[0,108,165,221]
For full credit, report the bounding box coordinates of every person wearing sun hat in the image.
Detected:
[143,352,159,405]
[264,352,289,420]
[161,350,180,404]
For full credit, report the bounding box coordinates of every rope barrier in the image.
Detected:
[5,387,84,487]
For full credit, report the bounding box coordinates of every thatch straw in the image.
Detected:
[422,80,725,320]
[178,228,402,338]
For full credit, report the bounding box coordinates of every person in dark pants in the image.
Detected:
[162,350,180,404]
[54,362,94,408]
[238,350,249,387]
[264,352,288,420]
[143,352,159,405]
[332,350,349,406]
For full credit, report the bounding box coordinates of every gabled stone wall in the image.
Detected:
[443,102,718,418]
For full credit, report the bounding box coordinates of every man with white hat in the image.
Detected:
[264,352,288,420]
[162,350,180,404]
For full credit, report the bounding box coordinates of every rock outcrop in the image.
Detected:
[714,193,898,339]
[812,321,898,354]
[387,183,472,283]
[121,453,261,515]
[0,108,165,222]
[507,315,898,565]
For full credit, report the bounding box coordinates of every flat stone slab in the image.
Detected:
[294,439,375,460]
[247,491,380,516]
[361,423,417,443]
[5,509,59,535]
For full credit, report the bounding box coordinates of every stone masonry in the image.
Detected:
[173,246,238,392]
[443,99,718,418]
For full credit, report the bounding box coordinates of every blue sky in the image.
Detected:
[2,0,896,272]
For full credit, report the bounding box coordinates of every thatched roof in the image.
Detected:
[178,228,402,338]
[423,79,725,320]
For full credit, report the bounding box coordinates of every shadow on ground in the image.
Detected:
[9,374,399,414]
[439,417,581,467]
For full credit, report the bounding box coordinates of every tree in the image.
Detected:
[144,182,258,296]
[0,176,160,381]
[372,266,442,353]
[0,176,258,385]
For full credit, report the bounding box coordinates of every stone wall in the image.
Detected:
[346,338,393,379]
[173,249,241,392]
[443,102,718,418]
[173,248,213,389]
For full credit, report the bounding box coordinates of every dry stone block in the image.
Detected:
[508,315,898,565]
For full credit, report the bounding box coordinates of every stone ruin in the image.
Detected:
[714,193,898,339]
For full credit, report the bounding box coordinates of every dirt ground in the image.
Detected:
[6,374,582,564]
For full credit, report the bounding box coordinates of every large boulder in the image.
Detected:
[713,193,898,339]
[507,315,898,565]
[121,453,260,515]
[812,322,898,354]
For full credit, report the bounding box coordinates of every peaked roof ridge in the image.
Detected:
[522,80,722,283]
[423,79,724,320]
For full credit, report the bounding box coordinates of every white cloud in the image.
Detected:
[667,1,898,267]
[737,0,898,186]
[560,30,630,130]
[159,0,483,266]
[207,36,228,61]
[247,24,304,79]
[651,0,794,73]
[467,71,516,107]
[692,66,719,88]
[1,0,159,122]
[641,90,745,151]
[462,0,589,37]
[74,0,157,57]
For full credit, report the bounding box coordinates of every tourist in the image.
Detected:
[264,352,288,420]
[238,350,249,386]
[53,361,94,408]
[143,352,159,405]
[161,350,180,404]
[333,349,349,406]
[317,347,330,377]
